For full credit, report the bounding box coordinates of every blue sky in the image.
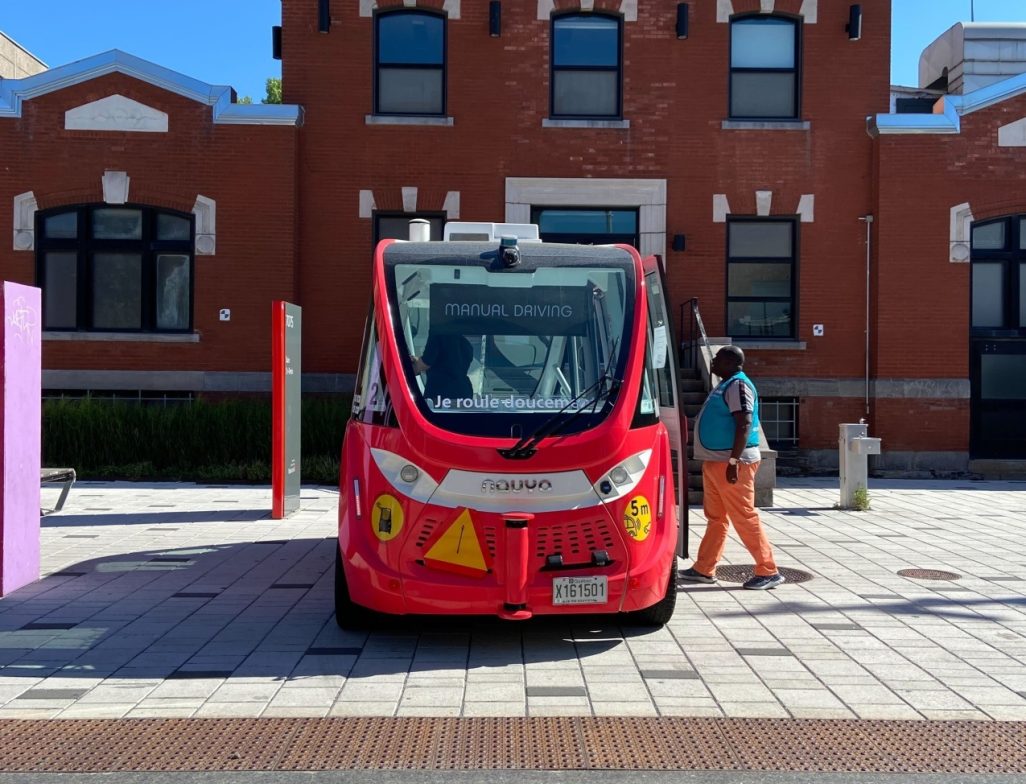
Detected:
[3,1,1026,99]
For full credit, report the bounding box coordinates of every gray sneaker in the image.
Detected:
[742,573,785,590]
[679,567,716,584]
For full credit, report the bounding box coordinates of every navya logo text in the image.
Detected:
[480,478,554,494]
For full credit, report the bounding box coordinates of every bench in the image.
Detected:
[40,468,76,515]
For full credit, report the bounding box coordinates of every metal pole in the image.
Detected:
[860,215,874,419]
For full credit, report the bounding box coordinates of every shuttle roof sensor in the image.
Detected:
[500,235,521,267]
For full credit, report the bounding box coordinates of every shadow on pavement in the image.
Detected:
[0,540,630,682]
[709,595,1026,622]
[41,510,273,527]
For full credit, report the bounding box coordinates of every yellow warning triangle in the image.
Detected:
[424,509,489,578]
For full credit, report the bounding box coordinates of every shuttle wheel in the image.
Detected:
[623,562,677,627]
[334,545,377,630]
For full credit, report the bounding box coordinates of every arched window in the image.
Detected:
[729,15,800,119]
[551,13,622,119]
[375,10,446,116]
[36,205,194,332]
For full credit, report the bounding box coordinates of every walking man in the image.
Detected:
[680,346,784,590]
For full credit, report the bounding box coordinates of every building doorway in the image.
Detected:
[969,216,1026,458]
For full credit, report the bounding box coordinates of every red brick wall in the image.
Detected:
[0,73,299,373]
[870,93,1026,450]
[283,0,892,374]
[871,398,970,452]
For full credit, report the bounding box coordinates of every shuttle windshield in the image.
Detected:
[386,250,634,437]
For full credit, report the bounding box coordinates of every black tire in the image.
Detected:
[623,561,677,627]
[334,544,377,630]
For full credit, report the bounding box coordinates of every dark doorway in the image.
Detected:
[969,216,1026,458]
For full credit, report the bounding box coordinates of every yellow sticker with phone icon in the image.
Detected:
[371,494,403,542]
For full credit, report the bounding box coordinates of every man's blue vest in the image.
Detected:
[697,371,761,452]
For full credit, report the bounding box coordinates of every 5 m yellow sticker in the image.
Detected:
[623,495,652,541]
[371,494,404,542]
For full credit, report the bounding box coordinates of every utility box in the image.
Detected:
[839,423,881,508]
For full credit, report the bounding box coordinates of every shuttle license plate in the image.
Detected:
[552,576,608,606]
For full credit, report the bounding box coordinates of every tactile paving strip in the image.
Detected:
[580,717,738,770]
[0,718,1024,773]
[710,564,814,584]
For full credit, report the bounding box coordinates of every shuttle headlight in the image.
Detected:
[609,467,630,486]
[370,448,438,504]
[593,450,652,504]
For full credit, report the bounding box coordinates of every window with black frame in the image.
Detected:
[551,13,622,119]
[726,219,796,339]
[729,15,800,119]
[970,216,1026,332]
[375,10,446,116]
[37,205,193,333]
[531,208,638,246]
[760,397,799,450]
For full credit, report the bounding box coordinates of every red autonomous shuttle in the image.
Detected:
[336,222,686,627]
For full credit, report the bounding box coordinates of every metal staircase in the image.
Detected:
[677,297,777,509]
[679,298,711,508]
[680,365,705,506]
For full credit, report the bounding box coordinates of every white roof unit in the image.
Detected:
[443,222,541,242]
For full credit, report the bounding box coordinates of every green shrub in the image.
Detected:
[851,485,870,511]
[42,396,349,484]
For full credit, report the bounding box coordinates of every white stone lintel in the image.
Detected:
[797,194,815,223]
[65,94,168,133]
[13,191,37,251]
[998,116,1026,146]
[713,194,731,223]
[950,202,973,263]
[102,171,130,205]
[443,191,460,220]
[361,1,460,18]
[359,190,377,220]
[401,187,418,213]
[719,0,818,22]
[756,190,772,216]
[193,194,216,256]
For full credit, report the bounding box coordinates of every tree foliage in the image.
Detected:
[263,78,283,104]
[237,77,281,106]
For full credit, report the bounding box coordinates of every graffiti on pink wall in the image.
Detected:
[1,282,42,596]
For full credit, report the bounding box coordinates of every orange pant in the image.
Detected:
[693,461,777,577]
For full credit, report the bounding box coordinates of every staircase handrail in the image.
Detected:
[679,298,713,373]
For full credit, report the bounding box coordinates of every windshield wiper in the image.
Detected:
[497,373,621,460]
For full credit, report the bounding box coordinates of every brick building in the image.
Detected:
[0,2,1022,474]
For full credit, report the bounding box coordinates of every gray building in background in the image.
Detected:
[0,32,45,78]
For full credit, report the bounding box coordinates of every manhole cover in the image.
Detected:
[692,564,814,584]
[897,568,961,581]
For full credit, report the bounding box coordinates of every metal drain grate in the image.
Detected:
[897,568,961,581]
[699,564,814,584]
[0,718,1024,773]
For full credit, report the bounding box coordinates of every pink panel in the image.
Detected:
[1,282,42,596]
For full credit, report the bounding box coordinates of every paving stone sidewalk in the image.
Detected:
[1,478,1024,721]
